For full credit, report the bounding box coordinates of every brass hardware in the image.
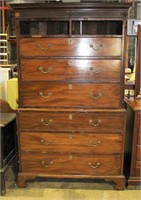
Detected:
[68,60,73,66]
[69,114,73,120]
[89,43,103,51]
[40,118,53,126]
[69,39,73,45]
[40,139,53,145]
[69,135,73,140]
[89,67,93,71]
[38,66,52,74]
[39,92,52,99]
[89,92,103,100]
[88,162,101,169]
[89,119,101,127]
[68,84,72,90]
[42,151,47,154]
[90,67,102,74]
[37,43,52,51]
[88,140,101,147]
[41,160,53,168]
[69,155,73,160]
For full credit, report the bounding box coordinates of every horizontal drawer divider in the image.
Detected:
[20,151,123,155]
[20,56,122,59]
[18,130,124,134]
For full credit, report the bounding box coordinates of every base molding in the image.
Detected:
[17,173,125,190]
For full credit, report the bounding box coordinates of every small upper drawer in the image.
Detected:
[20,37,122,57]
[21,59,121,83]
[18,109,125,133]
[20,132,123,154]
[21,82,121,108]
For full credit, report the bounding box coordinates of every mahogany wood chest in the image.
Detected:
[10,1,132,190]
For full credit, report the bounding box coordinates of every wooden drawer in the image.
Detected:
[18,110,125,133]
[21,82,121,108]
[136,145,141,161]
[20,153,122,175]
[20,132,123,154]
[20,59,121,82]
[20,37,122,57]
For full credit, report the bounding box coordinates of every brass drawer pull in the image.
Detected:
[89,92,103,100]
[41,160,53,168]
[69,135,73,140]
[89,140,101,147]
[40,139,53,145]
[88,162,101,169]
[69,155,73,160]
[90,67,102,74]
[39,92,52,99]
[38,66,52,74]
[40,118,53,126]
[89,119,101,127]
[89,43,103,51]
[37,43,52,51]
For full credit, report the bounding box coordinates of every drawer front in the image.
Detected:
[18,111,125,133]
[20,37,122,57]
[21,59,121,82]
[20,153,122,175]
[21,83,121,108]
[20,132,123,154]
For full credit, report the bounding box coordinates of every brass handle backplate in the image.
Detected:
[40,139,53,145]
[89,92,103,100]
[88,162,101,169]
[37,43,52,51]
[88,140,101,147]
[41,160,53,168]
[39,92,52,99]
[89,119,101,127]
[90,67,103,74]
[38,66,52,74]
[89,43,103,51]
[40,118,53,126]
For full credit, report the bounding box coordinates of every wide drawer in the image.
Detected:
[20,153,122,175]
[18,110,125,133]
[20,59,121,82]
[21,82,121,108]
[20,132,123,154]
[20,37,122,57]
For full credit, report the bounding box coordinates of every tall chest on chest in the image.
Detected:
[11,2,132,190]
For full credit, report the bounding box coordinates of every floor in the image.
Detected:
[1,167,141,200]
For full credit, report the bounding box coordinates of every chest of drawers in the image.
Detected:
[10,1,132,190]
